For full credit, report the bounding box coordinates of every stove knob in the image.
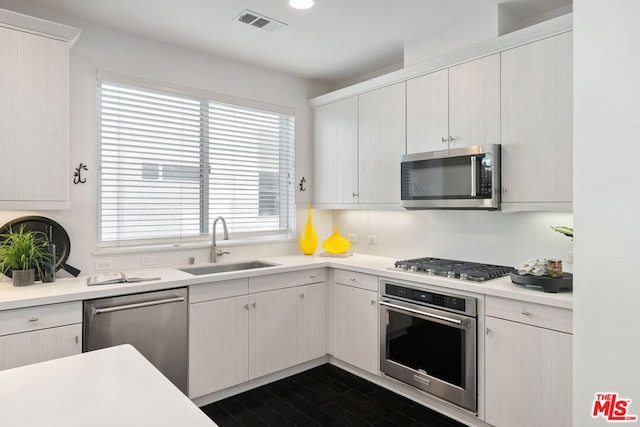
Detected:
[398,264,408,270]
[426,268,435,275]
[459,273,469,281]
[410,265,418,272]
[447,271,456,278]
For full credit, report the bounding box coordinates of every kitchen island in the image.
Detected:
[0,344,217,427]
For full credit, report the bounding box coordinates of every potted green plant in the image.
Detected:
[0,225,52,286]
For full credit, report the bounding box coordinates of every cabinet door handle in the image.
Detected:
[486,327,491,335]
[300,293,305,299]
[75,335,79,344]
[310,274,317,279]
[28,317,39,323]
[252,302,256,309]
[352,192,359,198]
[449,136,455,143]
[243,304,249,310]
[441,136,448,144]
[522,311,531,316]
[349,278,356,282]
[371,299,376,305]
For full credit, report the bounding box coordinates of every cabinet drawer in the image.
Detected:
[333,269,378,292]
[486,296,572,333]
[0,302,81,336]
[189,278,248,304]
[297,268,326,285]
[249,272,297,293]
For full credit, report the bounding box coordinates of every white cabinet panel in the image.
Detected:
[358,82,406,204]
[406,55,499,153]
[448,53,501,148]
[406,69,449,153]
[314,97,359,204]
[188,295,249,398]
[0,324,81,371]
[501,32,573,210]
[332,283,378,375]
[249,287,299,379]
[0,25,72,208]
[485,316,572,427]
[486,295,572,333]
[297,283,325,362]
[0,301,81,335]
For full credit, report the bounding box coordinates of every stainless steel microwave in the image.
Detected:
[400,144,500,210]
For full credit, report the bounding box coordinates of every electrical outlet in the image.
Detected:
[94,260,113,271]
[347,233,358,243]
[141,256,157,266]
[368,234,378,245]
[566,250,573,264]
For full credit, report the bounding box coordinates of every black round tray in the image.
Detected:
[0,216,81,278]
[510,272,573,293]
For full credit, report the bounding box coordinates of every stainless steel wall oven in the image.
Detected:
[380,280,477,412]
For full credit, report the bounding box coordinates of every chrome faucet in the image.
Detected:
[211,216,230,263]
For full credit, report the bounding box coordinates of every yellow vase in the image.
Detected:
[322,225,351,254]
[299,204,318,255]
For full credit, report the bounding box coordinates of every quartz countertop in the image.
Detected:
[0,253,573,311]
[0,344,216,427]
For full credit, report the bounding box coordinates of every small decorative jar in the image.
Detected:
[547,259,563,278]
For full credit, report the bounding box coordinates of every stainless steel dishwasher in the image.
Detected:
[83,287,188,394]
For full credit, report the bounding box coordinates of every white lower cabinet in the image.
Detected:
[248,286,299,379]
[189,294,249,398]
[332,271,378,375]
[189,270,326,399]
[484,297,572,427]
[0,302,82,371]
[297,282,326,362]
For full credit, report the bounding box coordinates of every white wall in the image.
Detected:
[0,0,333,276]
[574,1,640,425]
[334,210,574,268]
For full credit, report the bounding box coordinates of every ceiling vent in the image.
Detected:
[234,10,287,32]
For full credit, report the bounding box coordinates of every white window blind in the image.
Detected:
[97,79,295,245]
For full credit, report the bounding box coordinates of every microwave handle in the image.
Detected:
[470,156,477,197]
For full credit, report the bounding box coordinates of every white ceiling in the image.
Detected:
[12,0,571,84]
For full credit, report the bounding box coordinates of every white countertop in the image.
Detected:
[0,253,573,310]
[0,344,216,427]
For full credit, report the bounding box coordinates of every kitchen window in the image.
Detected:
[97,74,295,247]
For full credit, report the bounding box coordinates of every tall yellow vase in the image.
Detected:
[299,204,318,255]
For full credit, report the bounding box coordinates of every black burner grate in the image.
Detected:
[394,257,515,281]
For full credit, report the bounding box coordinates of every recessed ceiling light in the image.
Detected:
[289,0,314,10]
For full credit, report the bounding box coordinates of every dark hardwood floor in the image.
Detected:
[200,364,467,426]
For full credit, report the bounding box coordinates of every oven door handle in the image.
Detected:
[379,300,466,327]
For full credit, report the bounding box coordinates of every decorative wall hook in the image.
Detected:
[73,163,88,184]
[298,176,307,192]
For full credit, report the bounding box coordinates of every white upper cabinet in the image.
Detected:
[312,17,572,212]
[313,82,405,207]
[358,82,406,204]
[448,54,501,148]
[406,69,449,153]
[0,11,80,210]
[500,32,573,211]
[314,96,359,204]
[406,54,500,154]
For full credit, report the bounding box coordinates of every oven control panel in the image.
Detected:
[383,282,475,315]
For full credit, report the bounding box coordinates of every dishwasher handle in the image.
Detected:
[94,296,185,315]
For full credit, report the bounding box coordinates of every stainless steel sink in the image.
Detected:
[178,261,277,275]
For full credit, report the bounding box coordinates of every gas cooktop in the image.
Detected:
[392,257,516,282]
